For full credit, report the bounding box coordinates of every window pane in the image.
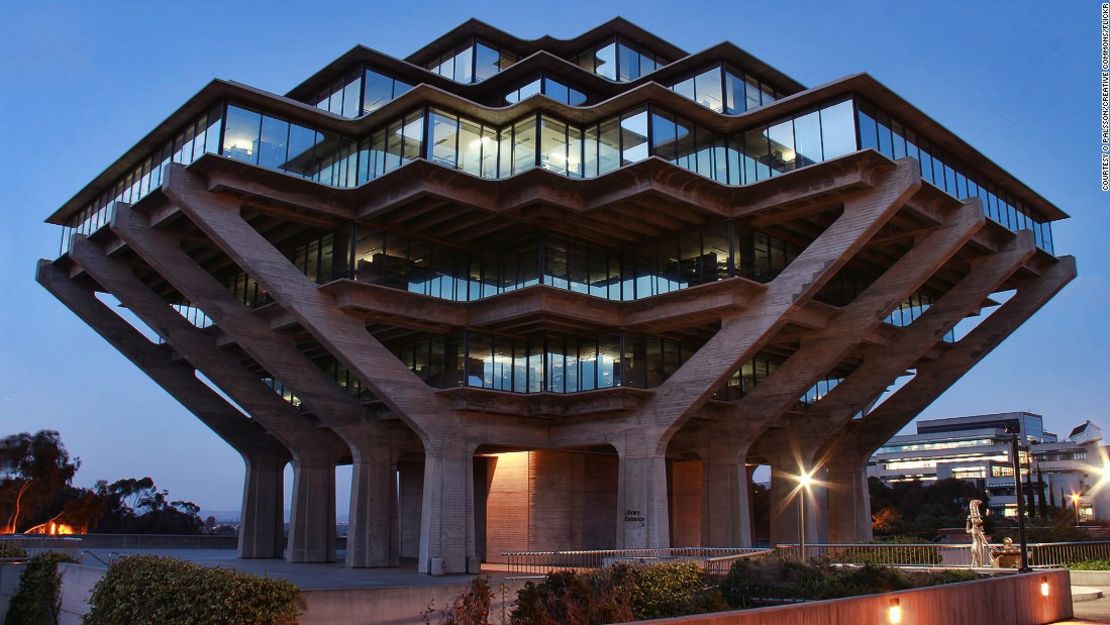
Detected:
[744,76,761,110]
[620,109,648,165]
[512,116,536,174]
[363,69,394,114]
[474,42,501,81]
[222,106,261,163]
[617,43,640,81]
[430,110,458,166]
[598,118,620,174]
[481,126,498,178]
[724,70,745,114]
[743,126,770,182]
[453,46,473,83]
[286,124,317,178]
[819,100,857,159]
[544,77,569,104]
[539,117,568,175]
[672,77,695,101]
[857,101,879,151]
[767,120,795,175]
[793,110,822,167]
[651,112,677,160]
[594,42,617,80]
[342,75,361,118]
[458,118,483,176]
[258,115,290,170]
[694,67,723,113]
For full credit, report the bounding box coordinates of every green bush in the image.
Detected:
[720,557,981,608]
[0,544,29,561]
[833,538,942,566]
[82,555,303,625]
[4,552,77,625]
[1070,560,1110,570]
[509,561,724,625]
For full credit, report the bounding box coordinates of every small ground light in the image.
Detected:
[888,598,902,624]
[1040,576,1050,597]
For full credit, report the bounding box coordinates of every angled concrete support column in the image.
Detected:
[111,203,401,568]
[701,442,753,547]
[824,449,872,543]
[615,441,670,549]
[239,450,287,558]
[288,451,336,563]
[419,444,478,575]
[36,259,291,559]
[68,237,342,563]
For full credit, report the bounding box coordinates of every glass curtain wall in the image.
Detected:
[670,63,782,114]
[504,75,588,106]
[309,66,413,118]
[575,37,664,81]
[60,95,1055,255]
[427,39,517,83]
[856,99,1053,253]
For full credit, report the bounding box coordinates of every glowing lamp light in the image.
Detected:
[1040,576,1050,597]
[888,598,902,624]
[797,471,813,489]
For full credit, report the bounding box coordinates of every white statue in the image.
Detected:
[966,499,988,567]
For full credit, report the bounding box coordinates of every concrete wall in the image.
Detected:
[68,533,239,549]
[399,459,424,560]
[483,449,618,561]
[57,564,102,625]
[615,570,1072,625]
[669,460,702,547]
[301,579,527,625]
[1069,569,1110,586]
[0,563,24,620]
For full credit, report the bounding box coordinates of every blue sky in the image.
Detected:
[1,1,1105,514]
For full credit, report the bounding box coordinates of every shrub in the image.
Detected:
[1070,560,1110,570]
[509,561,723,625]
[720,556,982,608]
[0,544,29,561]
[4,552,77,625]
[833,537,942,566]
[425,576,493,625]
[83,555,303,625]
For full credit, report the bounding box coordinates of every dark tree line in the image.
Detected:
[1,430,203,534]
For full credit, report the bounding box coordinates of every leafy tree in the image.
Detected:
[0,431,80,533]
[93,477,203,534]
[868,477,990,536]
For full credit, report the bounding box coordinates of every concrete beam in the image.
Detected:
[68,237,343,563]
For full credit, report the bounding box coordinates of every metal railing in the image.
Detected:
[775,540,1110,568]
[0,534,83,562]
[501,547,770,579]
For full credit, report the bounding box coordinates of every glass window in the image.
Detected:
[222,106,261,164]
[457,118,483,176]
[594,41,617,80]
[694,67,723,113]
[402,112,424,161]
[620,109,649,165]
[540,117,569,175]
[258,115,290,170]
[474,42,502,81]
[617,43,640,81]
[819,100,857,159]
[286,124,317,178]
[672,77,695,102]
[341,75,361,118]
[584,125,600,177]
[744,76,761,110]
[724,70,746,114]
[544,77,569,104]
[743,126,770,182]
[767,120,795,175]
[430,110,459,166]
[453,45,474,83]
[857,101,879,151]
[363,68,394,114]
[651,112,678,160]
[598,118,621,173]
[793,110,822,167]
[512,116,536,174]
[480,126,498,179]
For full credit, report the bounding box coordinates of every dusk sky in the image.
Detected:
[1,1,1105,516]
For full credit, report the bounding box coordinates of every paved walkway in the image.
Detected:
[1055,586,1110,624]
[76,547,509,590]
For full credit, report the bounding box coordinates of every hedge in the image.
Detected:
[4,552,76,625]
[83,555,303,625]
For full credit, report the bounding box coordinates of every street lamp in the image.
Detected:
[1070,493,1081,526]
[797,470,813,562]
[1004,423,1031,573]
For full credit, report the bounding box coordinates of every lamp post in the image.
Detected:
[1005,424,1031,573]
[797,470,813,562]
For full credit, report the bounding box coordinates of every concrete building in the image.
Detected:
[870,414,1109,519]
[37,19,1075,574]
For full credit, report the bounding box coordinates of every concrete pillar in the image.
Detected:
[346,445,397,568]
[669,459,702,547]
[826,450,873,543]
[418,445,477,575]
[768,458,826,548]
[701,448,753,547]
[287,452,337,563]
[238,451,287,559]
[615,444,670,549]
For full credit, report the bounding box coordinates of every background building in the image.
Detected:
[870,414,1108,519]
[37,18,1075,574]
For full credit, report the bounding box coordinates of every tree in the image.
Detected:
[0,431,80,533]
[93,477,203,534]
